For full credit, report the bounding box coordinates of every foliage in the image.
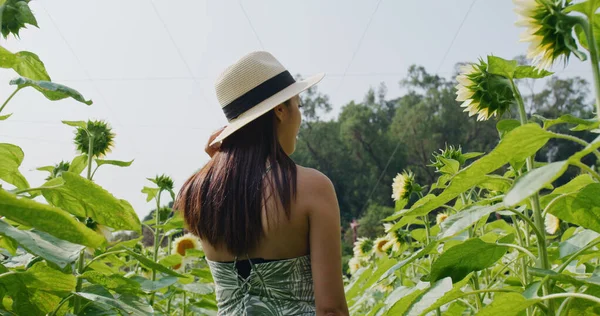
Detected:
[0,5,216,315]
[340,2,600,314]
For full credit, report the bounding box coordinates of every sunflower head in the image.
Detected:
[348,257,363,275]
[436,213,449,225]
[149,174,175,192]
[456,59,515,121]
[172,233,202,270]
[514,0,584,70]
[544,213,560,235]
[391,170,418,201]
[45,161,70,181]
[74,120,115,157]
[353,237,374,258]
[1,0,38,39]
[382,223,404,253]
[372,237,390,258]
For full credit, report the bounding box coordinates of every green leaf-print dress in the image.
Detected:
[206,255,316,315]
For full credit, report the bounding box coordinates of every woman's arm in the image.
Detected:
[305,169,349,316]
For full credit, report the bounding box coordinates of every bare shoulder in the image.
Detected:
[296,165,338,214]
[296,165,335,194]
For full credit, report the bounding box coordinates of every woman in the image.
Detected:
[174,51,349,316]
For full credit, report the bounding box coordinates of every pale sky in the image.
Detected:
[0,0,593,218]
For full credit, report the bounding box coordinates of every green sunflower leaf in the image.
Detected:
[0,143,29,189]
[10,77,93,105]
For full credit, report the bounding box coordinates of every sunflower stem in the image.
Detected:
[73,250,85,313]
[150,189,162,306]
[572,160,600,181]
[578,17,600,121]
[86,136,95,181]
[511,78,552,304]
[0,87,21,115]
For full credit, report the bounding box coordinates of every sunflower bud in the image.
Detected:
[74,120,115,157]
[149,174,175,192]
[514,0,584,70]
[456,60,514,121]
[45,161,70,181]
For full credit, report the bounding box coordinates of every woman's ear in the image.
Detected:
[274,103,286,122]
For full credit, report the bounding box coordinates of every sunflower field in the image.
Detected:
[1,0,600,315]
[344,0,600,315]
[0,1,216,315]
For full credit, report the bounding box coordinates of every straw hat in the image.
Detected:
[210,51,325,145]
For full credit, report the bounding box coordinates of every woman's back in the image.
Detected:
[175,51,348,316]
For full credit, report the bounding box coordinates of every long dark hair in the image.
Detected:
[174,106,297,256]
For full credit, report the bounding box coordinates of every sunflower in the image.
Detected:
[382,223,402,253]
[353,237,373,258]
[391,171,415,201]
[544,213,560,235]
[348,257,362,275]
[372,236,390,258]
[172,233,202,271]
[74,120,115,157]
[456,59,514,121]
[513,0,582,70]
[436,213,449,225]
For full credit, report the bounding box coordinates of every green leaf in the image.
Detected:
[158,254,182,267]
[41,172,141,232]
[124,248,184,277]
[430,238,507,282]
[346,257,397,302]
[0,219,84,268]
[407,277,453,315]
[462,152,484,160]
[564,0,600,17]
[477,175,512,192]
[62,120,87,129]
[11,52,50,81]
[487,55,518,79]
[547,183,600,233]
[95,159,134,168]
[0,189,105,248]
[570,134,600,160]
[540,174,595,208]
[82,271,141,293]
[180,283,214,295]
[477,293,537,316]
[559,229,600,258]
[130,276,178,293]
[0,45,17,67]
[438,204,502,239]
[385,283,429,315]
[190,268,214,282]
[68,154,88,175]
[142,186,159,203]
[162,212,185,231]
[539,114,599,130]
[439,157,460,175]
[75,292,153,316]
[497,119,521,138]
[0,113,12,120]
[10,77,93,105]
[504,161,569,206]
[514,65,553,79]
[528,267,600,287]
[0,143,29,189]
[419,273,473,315]
[405,124,551,217]
[21,261,76,294]
[0,235,18,255]
[378,242,437,282]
